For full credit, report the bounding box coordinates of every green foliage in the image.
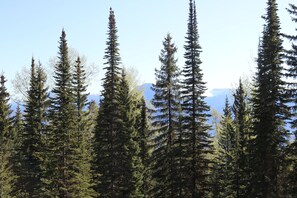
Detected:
[2,1,297,197]
[73,57,96,197]
[118,70,143,197]
[137,97,153,197]
[16,58,49,197]
[93,8,123,197]
[232,79,253,197]
[251,0,290,196]
[210,81,253,198]
[0,75,15,198]
[212,98,236,198]
[181,0,212,196]
[45,29,87,197]
[151,33,181,197]
[11,104,24,197]
[93,9,143,197]
[283,3,297,196]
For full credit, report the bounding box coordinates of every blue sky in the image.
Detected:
[0,0,294,96]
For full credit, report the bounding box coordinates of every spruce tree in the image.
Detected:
[213,98,236,198]
[118,70,143,197]
[181,0,211,196]
[86,100,98,144]
[93,8,143,197]
[12,104,23,148]
[11,104,24,197]
[18,58,49,197]
[151,33,181,198]
[72,57,96,197]
[283,3,297,196]
[232,79,252,197]
[46,30,83,197]
[251,0,289,196]
[137,97,153,197]
[0,74,15,197]
[93,8,122,197]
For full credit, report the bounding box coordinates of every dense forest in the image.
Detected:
[1,0,297,197]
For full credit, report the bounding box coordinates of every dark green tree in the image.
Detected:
[283,3,297,196]
[93,8,122,197]
[87,100,98,130]
[181,0,211,197]
[232,78,253,197]
[151,33,181,198]
[137,97,153,197]
[11,104,24,197]
[46,30,84,197]
[212,98,236,198]
[86,100,98,150]
[12,104,23,147]
[118,70,143,197]
[93,8,143,197]
[72,57,96,197]
[251,0,290,196]
[18,58,49,197]
[0,74,15,197]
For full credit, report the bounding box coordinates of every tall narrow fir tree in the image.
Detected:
[93,8,143,197]
[151,33,181,197]
[232,78,252,197]
[283,3,297,196]
[251,0,289,196]
[181,0,212,197]
[93,8,123,197]
[47,30,84,197]
[72,57,96,197]
[0,75,15,197]
[18,59,49,197]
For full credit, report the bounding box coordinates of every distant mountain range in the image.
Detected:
[13,83,231,116]
[89,83,231,115]
[138,83,231,115]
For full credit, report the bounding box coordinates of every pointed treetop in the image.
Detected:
[109,7,115,16]
[0,74,5,86]
[223,96,231,117]
[60,28,66,41]
[76,56,81,64]
[31,57,35,72]
[189,0,196,13]
[189,0,193,12]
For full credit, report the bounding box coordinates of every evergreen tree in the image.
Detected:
[11,104,24,197]
[86,100,98,146]
[93,8,122,197]
[46,30,83,197]
[283,3,297,196]
[213,98,236,198]
[251,0,290,196]
[0,74,15,197]
[18,58,49,197]
[72,57,96,197]
[93,8,143,197]
[181,0,211,196]
[118,70,143,197]
[151,33,181,197]
[137,97,153,197]
[87,101,98,129]
[12,104,23,147]
[232,79,252,197]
